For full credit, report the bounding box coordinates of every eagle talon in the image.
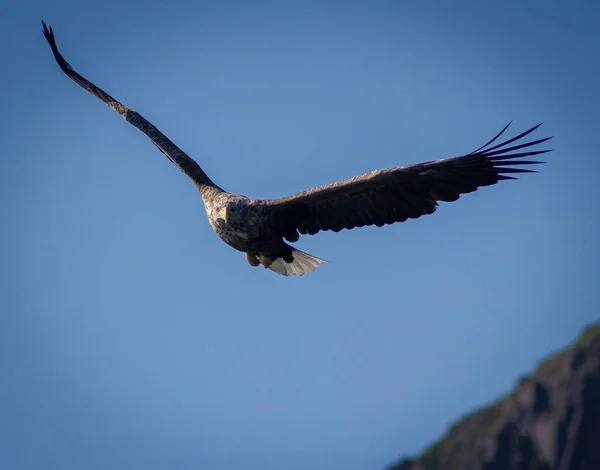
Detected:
[245,252,261,267]
[246,252,274,269]
[259,255,274,269]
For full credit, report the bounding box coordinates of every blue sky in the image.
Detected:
[1,2,599,469]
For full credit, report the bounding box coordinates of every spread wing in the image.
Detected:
[41,21,216,189]
[267,123,551,242]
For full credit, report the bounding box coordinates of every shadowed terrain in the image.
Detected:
[387,323,600,470]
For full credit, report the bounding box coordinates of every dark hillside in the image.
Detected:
[387,323,600,470]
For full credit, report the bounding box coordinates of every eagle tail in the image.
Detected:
[268,248,327,276]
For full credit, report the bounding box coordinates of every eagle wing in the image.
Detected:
[267,123,551,241]
[42,22,215,188]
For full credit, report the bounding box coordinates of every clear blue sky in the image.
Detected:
[1,2,598,470]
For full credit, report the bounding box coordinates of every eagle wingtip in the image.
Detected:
[41,20,54,44]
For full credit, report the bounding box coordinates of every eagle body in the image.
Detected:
[203,190,267,251]
[201,188,326,275]
[42,21,551,277]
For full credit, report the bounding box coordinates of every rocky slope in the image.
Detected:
[387,323,600,470]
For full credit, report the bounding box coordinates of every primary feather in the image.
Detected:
[267,122,550,238]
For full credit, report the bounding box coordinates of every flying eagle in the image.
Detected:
[42,22,551,276]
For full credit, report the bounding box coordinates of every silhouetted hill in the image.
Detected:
[387,323,600,470]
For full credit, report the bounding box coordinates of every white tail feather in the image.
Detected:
[268,249,327,276]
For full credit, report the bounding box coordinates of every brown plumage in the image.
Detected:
[42,21,552,276]
[268,122,550,238]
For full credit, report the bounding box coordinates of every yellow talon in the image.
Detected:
[245,252,260,267]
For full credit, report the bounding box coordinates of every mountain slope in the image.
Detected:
[387,323,600,470]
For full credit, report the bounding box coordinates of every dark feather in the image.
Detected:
[267,123,551,237]
[41,21,216,189]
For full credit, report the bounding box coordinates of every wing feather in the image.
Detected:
[267,123,551,240]
[41,21,216,189]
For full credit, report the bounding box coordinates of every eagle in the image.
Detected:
[42,21,551,276]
